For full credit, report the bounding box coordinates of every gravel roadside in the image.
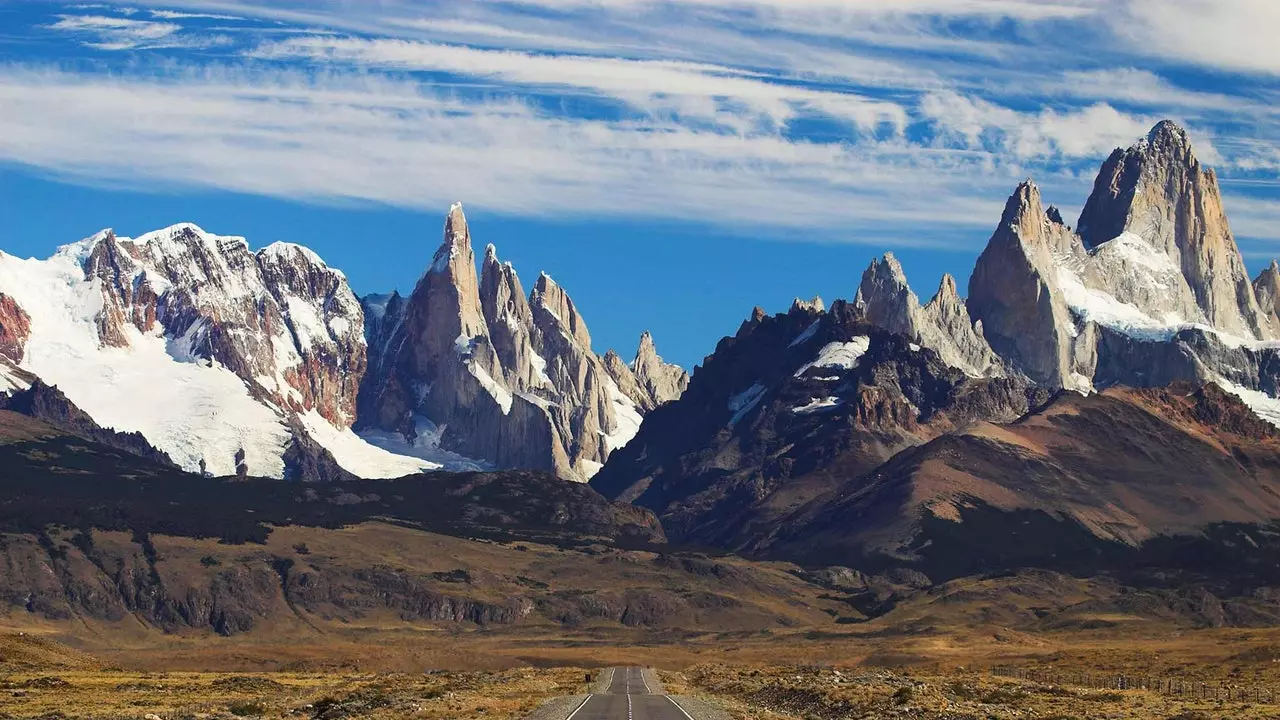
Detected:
[520,694,589,720]
[665,695,733,720]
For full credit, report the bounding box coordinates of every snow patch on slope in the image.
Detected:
[789,319,821,348]
[298,411,435,479]
[727,383,767,426]
[795,337,872,377]
[358,415,491,472]
[605,379,643,452]
[792,396,842,414]
[469,361,514,414]
[1218,379,1280,429]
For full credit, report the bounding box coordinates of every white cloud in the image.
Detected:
[0,64,1023,243]
[251,36,909,133]
[1114,0,1280,76]
[149,9,245,21]
[920,91,1155,160]
[47,13,234,50]
[48,14,182,50]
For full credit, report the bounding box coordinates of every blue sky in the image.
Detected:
[1,0,1279,369]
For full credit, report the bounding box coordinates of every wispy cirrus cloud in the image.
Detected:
[0,64,1023,244]
[48,14,182,49]
[5,0,1279,250]
[250,35,910,133]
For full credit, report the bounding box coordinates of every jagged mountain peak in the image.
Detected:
[1141,118,1194,153]
[431,204,476,276]
[1077,119,1270,340]
[1253,260,1280,326]
[790,296,825,313]
[858,253,919,339]
[530,271,593,350]
[928,273,960,305]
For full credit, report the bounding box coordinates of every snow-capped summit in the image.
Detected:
[960,121,1280,403]
[1078,118,1272,341]
[0,222,440,480]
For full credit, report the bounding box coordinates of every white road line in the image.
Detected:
[665,696,697,720]
[640,668,651,694]
[564,694,593,720]
[627,692,633,719]
[603,667,615,691]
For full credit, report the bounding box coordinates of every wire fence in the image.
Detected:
[990,666,1278,704]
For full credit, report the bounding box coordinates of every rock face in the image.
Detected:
[968,182,1081,389]
[359,204,687,482]
[1078,121,1273,340]
[856,253,1003,378]
[0,293,30,365]
[1254,261,1280,327]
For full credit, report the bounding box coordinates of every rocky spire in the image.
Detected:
[479,243,546,391]
[1254,260,1280,330]
[920,274,1003,378]
[857,253,920,338]
[790,296,825,313]
[631,331,690,407]
[857,254,1002,378]
[405,202,491,377]
[1077,120,1272,340]
[530,273,593,350]
[968,181,1079,388]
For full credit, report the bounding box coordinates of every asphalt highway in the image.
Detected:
[561,667,696,720]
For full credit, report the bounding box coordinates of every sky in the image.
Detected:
[1,0,1280,370]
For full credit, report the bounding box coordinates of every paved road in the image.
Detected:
[561,667,695,720]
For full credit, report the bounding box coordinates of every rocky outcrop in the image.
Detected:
[0,293,30,365]
[1254,261,1280,329]
[630,331,690,409]
[856,254,1002,378]
[359,204,686,482]
[1078,120,1273,340]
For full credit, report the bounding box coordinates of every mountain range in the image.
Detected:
[593,120,1280,578]
[0,205,686,483]
[4,119,1280,585]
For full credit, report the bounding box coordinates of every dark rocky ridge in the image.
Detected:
[592,300,1047,551]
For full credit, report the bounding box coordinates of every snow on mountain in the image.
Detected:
[0,223,470,479]
[0,239,292,476]
[794,338,871,378]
